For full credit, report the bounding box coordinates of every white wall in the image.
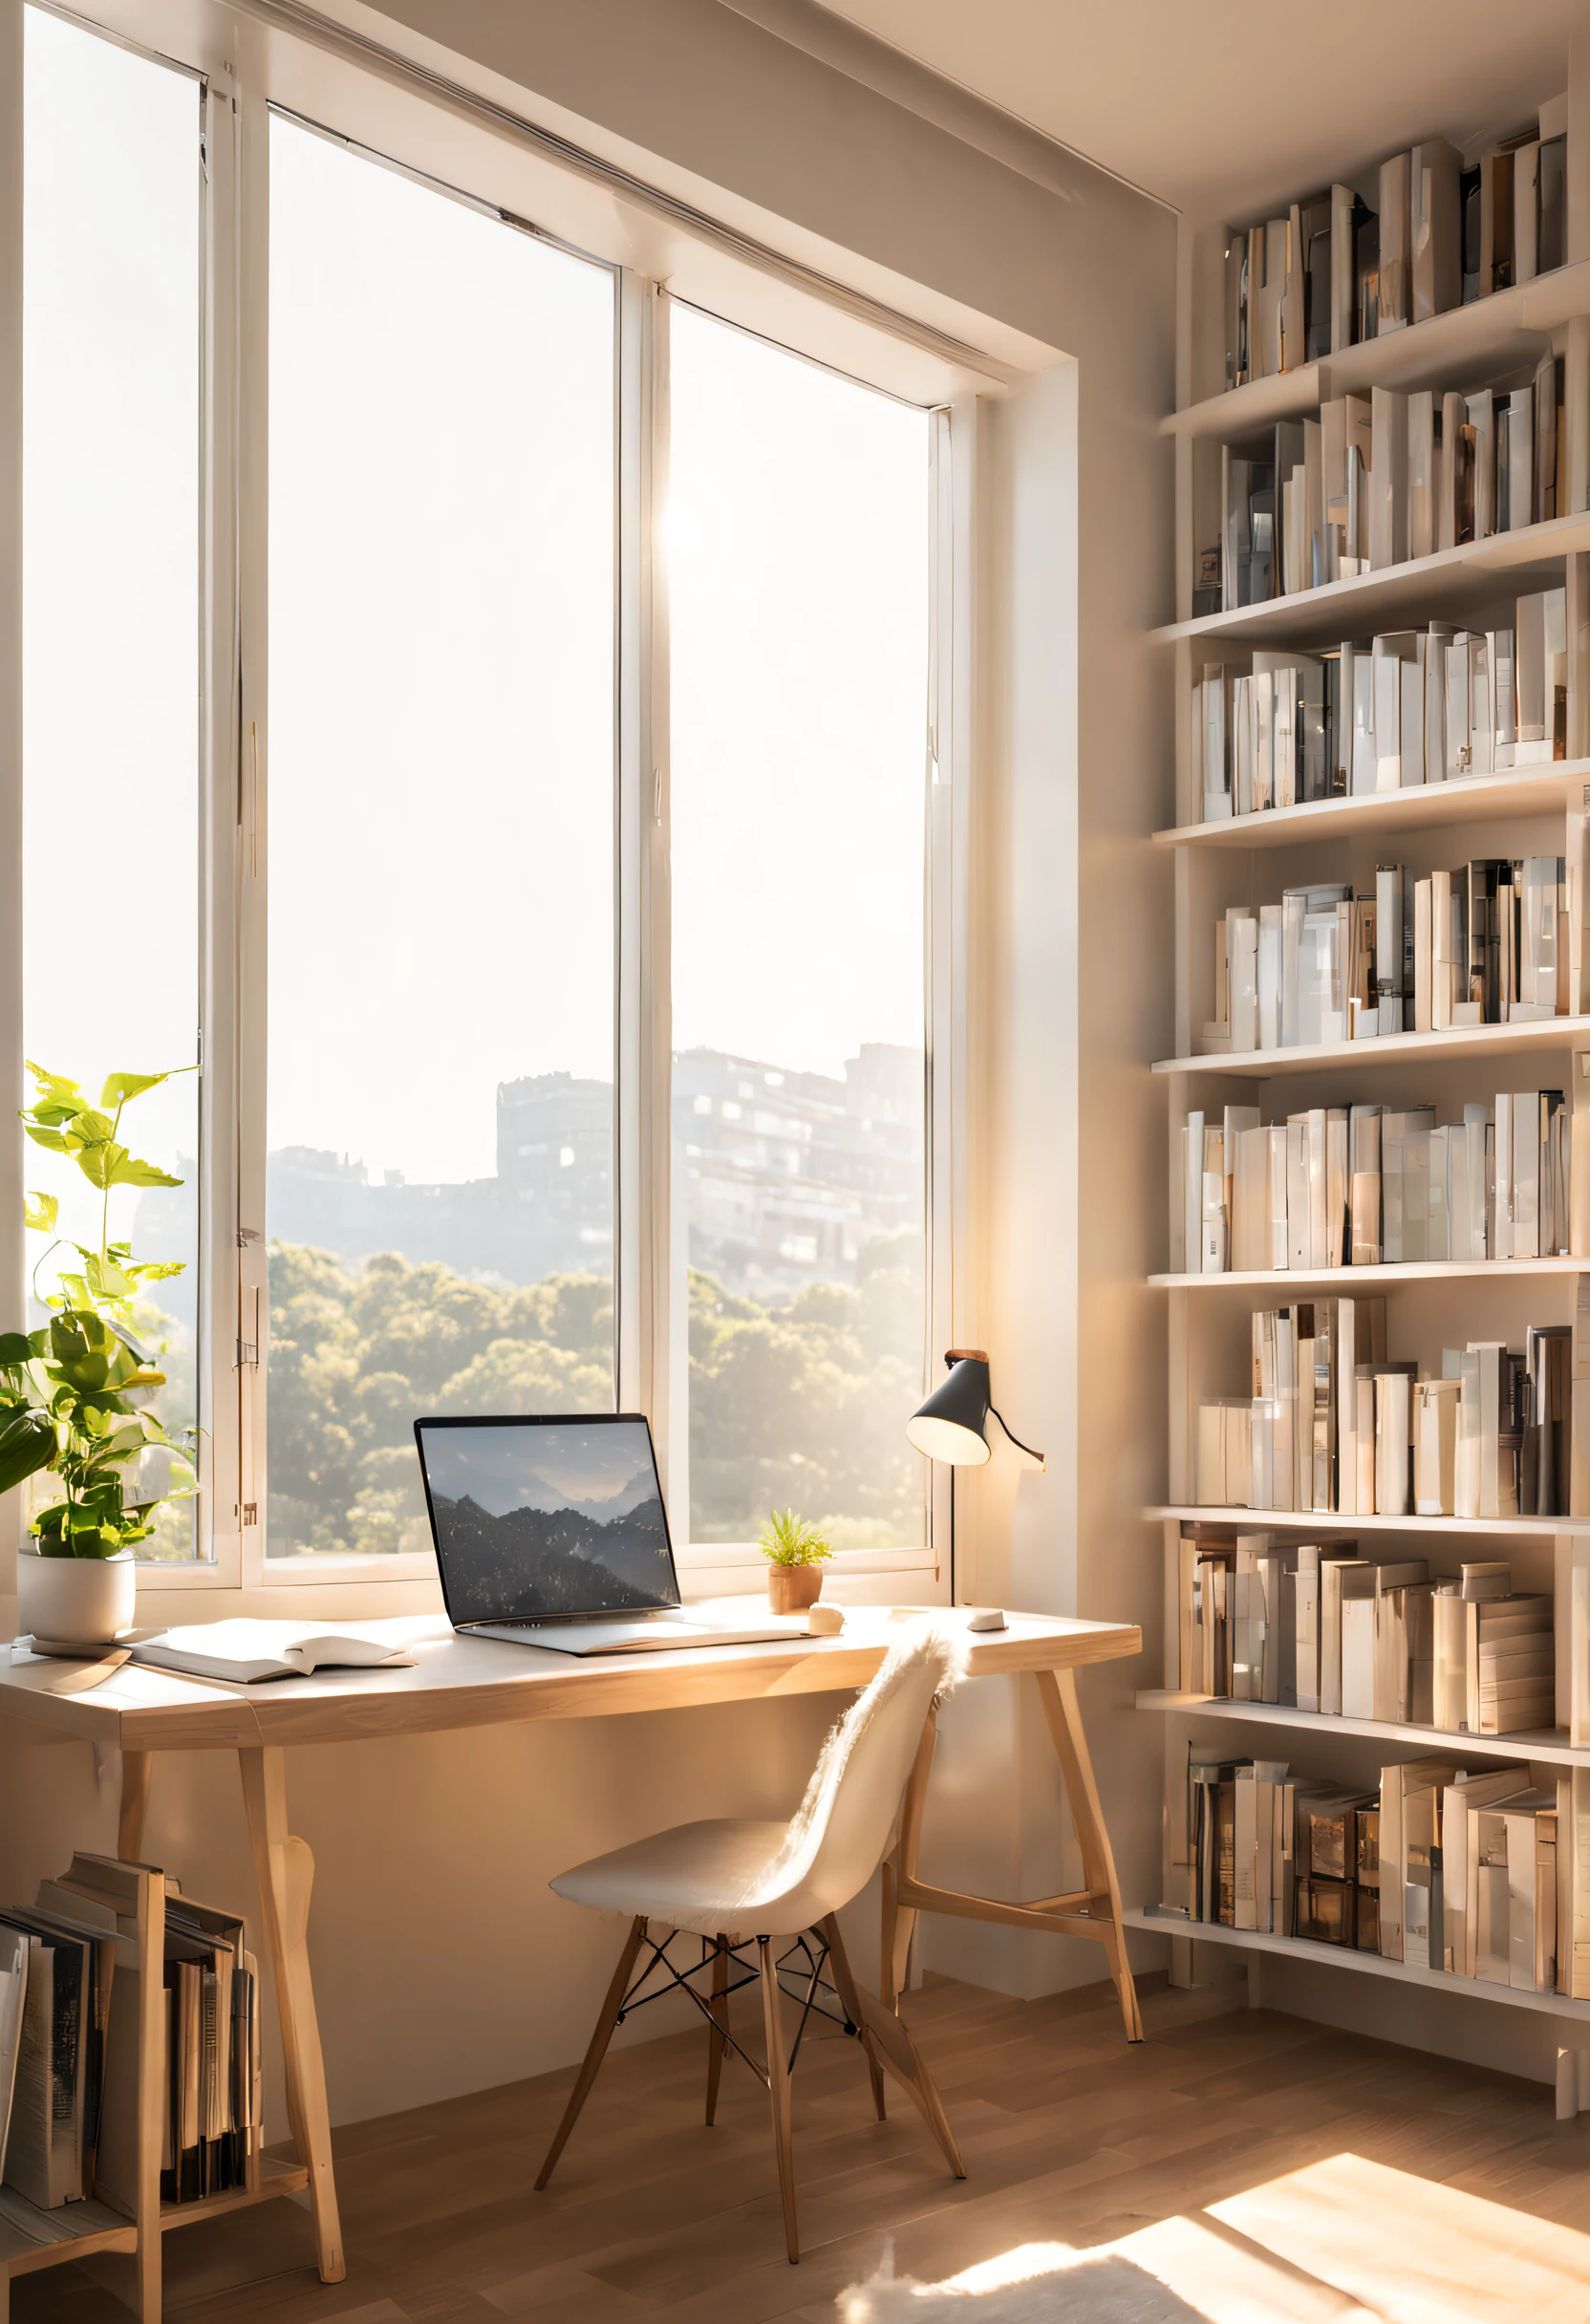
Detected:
[0,0,1178,2131]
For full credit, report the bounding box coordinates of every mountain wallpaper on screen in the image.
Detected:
[434,1487,676,1621]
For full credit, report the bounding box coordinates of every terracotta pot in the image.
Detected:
[16,1546,137,1646]
[766,1563,824,1615]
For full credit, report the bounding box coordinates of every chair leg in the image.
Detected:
[535,1915,647,2191]
[820,1914,963,2181]
[758,1937,800,2265]
[704,1934,730,2126]
[819,1915,885,2122]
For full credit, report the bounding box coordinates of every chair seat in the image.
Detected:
[551,1817,794,1938]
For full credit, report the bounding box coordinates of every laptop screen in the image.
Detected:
[414,1414,681,1625]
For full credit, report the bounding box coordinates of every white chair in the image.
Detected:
[534,1623,968,2263]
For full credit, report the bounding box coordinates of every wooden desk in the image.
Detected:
[0,1605,1141,2288]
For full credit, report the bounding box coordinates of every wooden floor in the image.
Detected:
[24,1967,1590,2322]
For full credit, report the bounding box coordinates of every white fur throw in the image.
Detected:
[840,2242,1208,2322]
[720,1618,968,1926]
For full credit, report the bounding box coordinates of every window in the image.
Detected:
[21,9,203,1560]
[10,1,957,1595]
[264,117,617,1559]
[668,306,932,1548]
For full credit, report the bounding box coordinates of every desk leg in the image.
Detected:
[238,1747,345,2283]
[118,1750,152,1861]
[1034,1668,1143,2043]
[880,1709,936,2016]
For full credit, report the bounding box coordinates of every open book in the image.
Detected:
[129,1621,417,1686]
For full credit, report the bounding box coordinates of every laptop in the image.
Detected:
[413,1411,800,1654]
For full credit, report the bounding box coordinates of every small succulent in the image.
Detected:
[756,1507,833,1568]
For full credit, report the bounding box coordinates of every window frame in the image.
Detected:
[3,0,980,1613]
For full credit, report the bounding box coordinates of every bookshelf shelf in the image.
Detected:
[1152,764,1590,851]
[1148,1504,1587,1536]
[0,2189,138,2277]
[1153,1015,1590,1078]
[161,2155,310,2229]
[1134,1689,1588,1766]
[1152,510,1590,649]
[1161,260,1590,444]
[1150,1257,1583,1289]
[1120,1905,1590,2021]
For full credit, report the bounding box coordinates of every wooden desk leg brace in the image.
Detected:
[116,1747,347,2285]
[880,1667,1143,2044]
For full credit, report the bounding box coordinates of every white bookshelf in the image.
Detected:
[1152,84,1590,2063]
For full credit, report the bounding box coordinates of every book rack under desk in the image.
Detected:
[1135,1688,1590,1769]
[1156,1018,1590,1079]
[1121,1906,1590,2028]
[1154,765,1590,850]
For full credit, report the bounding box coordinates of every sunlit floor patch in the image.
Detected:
[838,2151,1590,2322]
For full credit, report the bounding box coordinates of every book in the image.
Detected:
[0,1928,28,2184]
[129,1622,419,1685]
[1380,1754,1460,1961]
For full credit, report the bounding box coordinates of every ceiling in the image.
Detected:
[807,0,1576,224]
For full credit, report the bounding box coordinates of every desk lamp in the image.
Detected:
[906,1349,1045,1602]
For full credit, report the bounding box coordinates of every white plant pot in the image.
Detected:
[16,1546,137,1646]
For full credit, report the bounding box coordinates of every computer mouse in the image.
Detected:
[967,1608,1007,1632]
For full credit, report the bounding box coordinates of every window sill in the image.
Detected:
[114,1547,935,1628]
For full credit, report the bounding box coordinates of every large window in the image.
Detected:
[265,118,617,1558]
[21,9,203,1559]
[12,4,950,1588]
[668,307,932,1548]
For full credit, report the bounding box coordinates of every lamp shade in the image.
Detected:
[906,1349,993,1466]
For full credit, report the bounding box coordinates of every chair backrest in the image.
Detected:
[737,1624,963,1925]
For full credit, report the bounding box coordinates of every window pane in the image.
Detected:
[23,10,202,1560]
[668,307,930,1548]
[267,118,616,1559]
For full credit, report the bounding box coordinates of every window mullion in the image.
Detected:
[616,273,675,1487]
[231,51,270,1591]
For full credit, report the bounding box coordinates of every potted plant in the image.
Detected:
[0,1063,197,1645]
[756,1507,833,1614]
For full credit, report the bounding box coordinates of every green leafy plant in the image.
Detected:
[755,1507,833,1568]
[0,1062,197,1558]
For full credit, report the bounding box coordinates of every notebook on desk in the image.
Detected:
[413,1411,798,1654]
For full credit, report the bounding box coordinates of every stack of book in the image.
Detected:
[1201,837,1587,1057]
[1192,1302,1589,1518]
[1178,1745,1568,1993]
[1185,1753,1380,1945]
[1189,594,1574,826]
[1173,1536,1555,1737]
[1221,115,1566,396]
[1181,1085,1579,1273]
[1216,368,1566,610]
[0,1853,260,2214]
